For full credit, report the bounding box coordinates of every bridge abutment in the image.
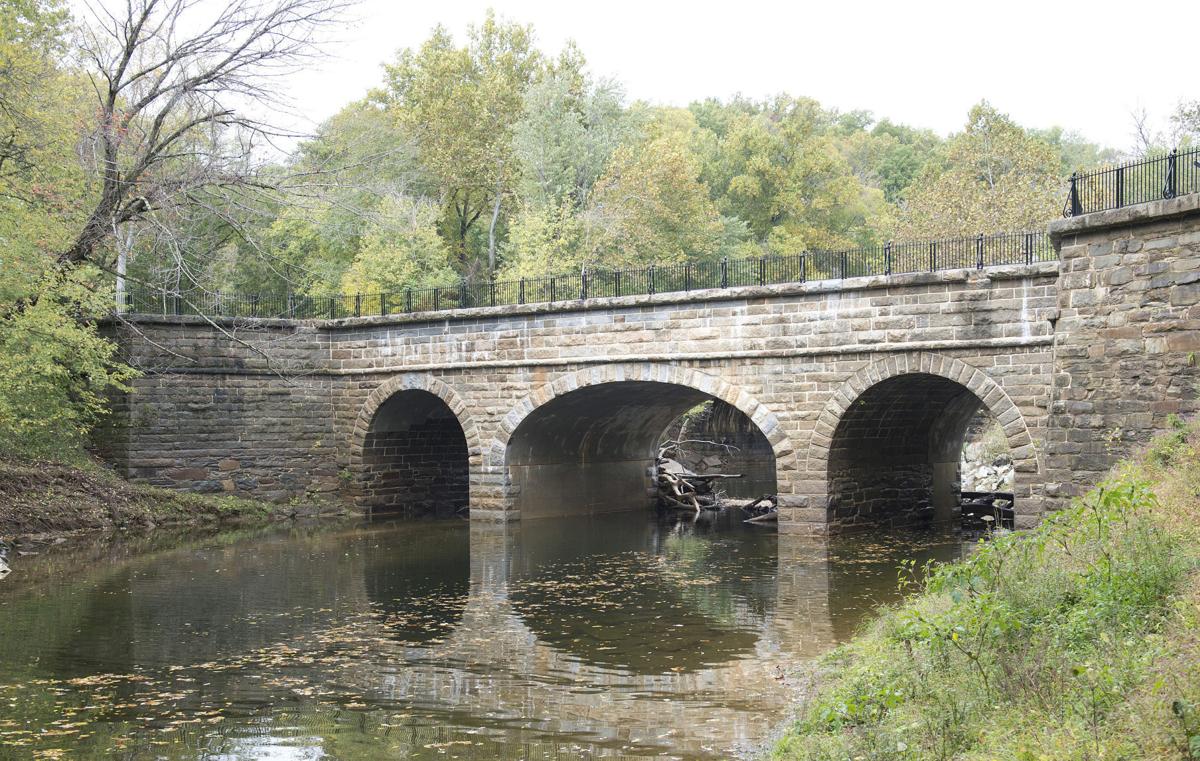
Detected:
[1046,194,1200,506]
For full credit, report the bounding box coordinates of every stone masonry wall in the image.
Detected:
[107,262,1063,532]
[1046,194,1200,506]
[359,418,469,516]
[322,263,1060,532]
[102,321,340,501]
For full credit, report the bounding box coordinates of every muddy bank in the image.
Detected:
[0,456,352,540]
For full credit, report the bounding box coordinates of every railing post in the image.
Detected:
[434,287,441,311]
[720,257,728,288]
[1068,172,1081,216]
[405,288,412,313]
[250,294,258,318]
[758,256,766,286]
[489,275,496,307]
[841,251,848,278]
[329,296,336,319]
[287,293,295,318]
[354,292,361,317]
[614,269,622,297]
[684,262,692,292]
[550,278,556,303]
[648,265,656,296]
[459,280,467,308]
[580,268,589,300]
[800,254,807,283]
[884,241,892,276]
[1024,233,1033,265]
[976,233,985,270]
[380,293,388,316]
[1115,165,1125,209]
[1164,148,1178,199]
[173,294,182,316]
[518,277,525,305]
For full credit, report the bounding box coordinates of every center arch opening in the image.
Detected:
[827,372,1014,529]
[505,381,777,519]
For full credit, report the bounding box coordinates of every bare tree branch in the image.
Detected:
[61,0,356,269]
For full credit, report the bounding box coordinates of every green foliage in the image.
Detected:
[699,96,888,252]
[775,438,1200,761]
[512,68,634,210]
[1148,414,1191,467]
[0,272,137,459]
[898,102,1064,240]
[339,195,458,293]
[383,11,545,271]
[580,124,725,266]
[0,0,133,462]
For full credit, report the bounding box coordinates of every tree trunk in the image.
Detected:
[487,191,502,274]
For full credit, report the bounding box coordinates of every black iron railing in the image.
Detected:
[121,230,1055,320]
[1065,146,1200,217]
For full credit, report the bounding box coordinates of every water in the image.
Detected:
[0,512,967,759]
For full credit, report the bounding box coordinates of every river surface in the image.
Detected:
[0,512,968,759]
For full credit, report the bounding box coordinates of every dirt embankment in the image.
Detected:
[0,457,345,539]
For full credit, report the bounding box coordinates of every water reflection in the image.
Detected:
[0,513,967,759]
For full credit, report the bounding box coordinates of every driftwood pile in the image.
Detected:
[655,440,778,523]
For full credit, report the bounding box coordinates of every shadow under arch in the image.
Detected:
[806,354,1039,528]
[350,374,478,517]
[491,365,795,519]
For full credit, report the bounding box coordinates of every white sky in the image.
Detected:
[74,0,1199,152]
[279,0,1196,151]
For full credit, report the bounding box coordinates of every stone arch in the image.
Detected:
[805,353,1039,527]
[487,364,797,519]
[348,374,482,515]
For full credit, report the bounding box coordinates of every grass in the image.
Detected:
[773,417,1200,760]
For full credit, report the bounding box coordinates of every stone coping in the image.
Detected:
[109,261,1060,331]
[1049,192,1200,242]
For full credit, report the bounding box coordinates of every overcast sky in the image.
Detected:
[77,0,1199,152]
[272,0,1195,151]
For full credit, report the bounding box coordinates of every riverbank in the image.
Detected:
[773,418,1200,760]
[0,455,348,540]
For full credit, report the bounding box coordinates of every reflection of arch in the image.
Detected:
[349,374,479,516]
[363,522,470,643]
[490,365,795,518]
[807,354,1038,527]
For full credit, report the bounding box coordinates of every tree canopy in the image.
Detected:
[0,1,1126,460]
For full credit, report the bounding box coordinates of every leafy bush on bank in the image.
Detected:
[775,422,1200,760]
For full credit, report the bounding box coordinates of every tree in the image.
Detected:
[511,67,634,210]
[383,12,543,274]
[211,97,430,297]
[1170,100,1200,146]
[1029,126,1118,176]
[60,0,351,276]
[498,201,584,278]
[897,102,1062,240]
[840,119,942,205]
[702,96,886,252]
[580,127,725,267]
[0,0,135,459]
[339,195,457,293]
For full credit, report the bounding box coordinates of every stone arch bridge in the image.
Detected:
[102,196,1200,532]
